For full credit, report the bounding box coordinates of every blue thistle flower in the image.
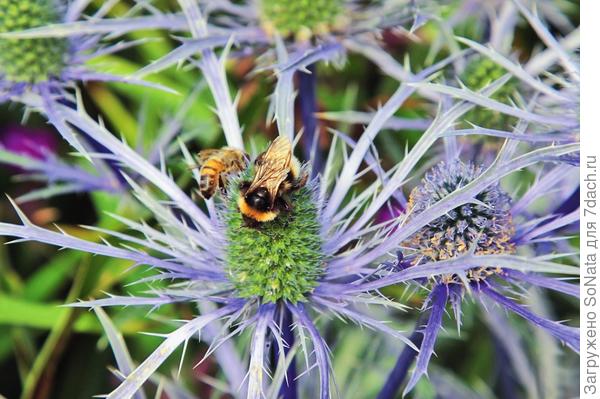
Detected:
[0,0,153,97]
[336,12,582,381]
[412,0,580,143]
[377,158,580,396]
[0,81,579,399]
[19,0,443,172]
[0,78,425,397]
[224,175,324,303]
[0,145,123,201]
[406,160,515,263]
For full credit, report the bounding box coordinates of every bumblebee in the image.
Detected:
[195,147,249,199]
[238,136,308,224]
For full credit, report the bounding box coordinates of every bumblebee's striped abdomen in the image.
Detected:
[199,158,224,199]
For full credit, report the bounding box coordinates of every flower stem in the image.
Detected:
[298,63,321,176]
[553,186,580,216]
[275,304,298,399]
[491,334,520,399]
[375,315,427,399]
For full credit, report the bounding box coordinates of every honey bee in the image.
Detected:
[238,136,308,224]
[195,147,249,199]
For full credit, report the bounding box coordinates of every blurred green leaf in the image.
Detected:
[87,55,220,146]
[0,294,99,332]
[22,251,80,301]
[88,83,139,144]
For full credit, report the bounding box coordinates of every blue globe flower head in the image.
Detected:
[406,160,516,281]
[224,168,325,303]
[392,160,579,396]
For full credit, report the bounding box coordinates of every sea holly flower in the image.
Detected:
[375,157,580,397]
[0,122,125,202]
[36,0,427,75]
[0,123,57,163]
[319,9,579,169]
[258,0,347,42]
[318,69,579,396]
[0,75,421,398]
[0,144,124,202]
[0,101,410,398]
[0,46,580,399]
[136,0,432,173]
[14,0,441,170]
[0,0,172,156]
[224,173,324,303]
[0,0,169,96]
[412,0,580,145]
[405,160,515,263]
[0,0,68,88]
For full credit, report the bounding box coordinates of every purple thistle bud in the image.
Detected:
[375,199,405,226]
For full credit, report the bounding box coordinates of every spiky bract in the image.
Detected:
[259,0,345,40]
[224,171,324,303]
[0,0,68,83]
[406,160,515,281]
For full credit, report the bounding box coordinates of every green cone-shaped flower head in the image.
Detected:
[461,57,519,129]
[259,0,346,40]
[224,169,324,303]
[0,0,68,83]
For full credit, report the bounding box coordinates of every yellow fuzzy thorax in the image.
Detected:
[237,196,279,222]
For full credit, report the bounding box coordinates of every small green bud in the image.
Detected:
[0,0,68,83]
[259,0,346,40]
[461,57,519,129]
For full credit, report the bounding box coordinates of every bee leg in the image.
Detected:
[200,185,215,199]
[239,181,251,194]
[293,172,309,190]
[219,175,229,195]
[254,152,265,166]
[276,195,293,212]
[242,215,262,229]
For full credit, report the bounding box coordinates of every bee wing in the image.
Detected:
[196,149,222,164]
[248,137,292,202]
[228,149,250,171]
